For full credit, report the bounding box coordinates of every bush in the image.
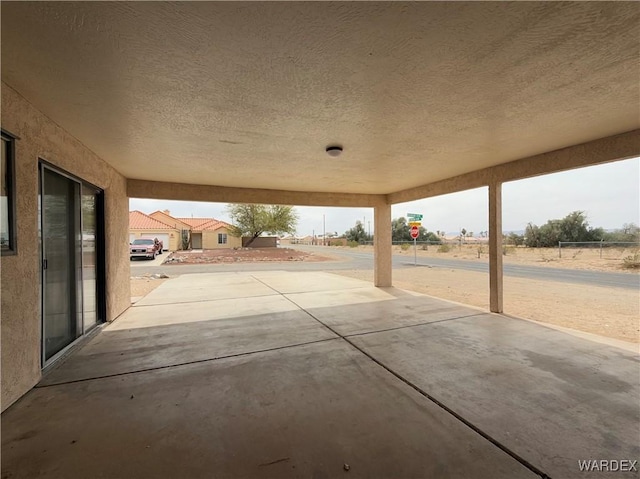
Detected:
[622,252,640,269]
[400,243,411,251]
[331,239,345,246]
[503,246,516,255]
[437,244,451,253]
[347,240,359,248]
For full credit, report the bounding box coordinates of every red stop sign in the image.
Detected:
[410,225,419,239]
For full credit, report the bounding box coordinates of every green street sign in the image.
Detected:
[407,213,423,220]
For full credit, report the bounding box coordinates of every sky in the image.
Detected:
[130,157,639,236]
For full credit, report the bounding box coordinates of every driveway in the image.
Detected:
[130,250,170,267]
[2,272,638,478]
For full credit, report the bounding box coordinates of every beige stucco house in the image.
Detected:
[1,2,638,413]
[149,210,192,230]
[129,210,181,251]
[141,210,241,250]
[200,220,242,250]
[175,216,241,250]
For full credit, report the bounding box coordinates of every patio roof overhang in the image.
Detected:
[2,1,638,203]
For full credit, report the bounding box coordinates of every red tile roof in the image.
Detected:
[129,211,175,230]
[149,211,192,229]
[131,211,231,231]
[175,217,219,229]
[200,219,233,231]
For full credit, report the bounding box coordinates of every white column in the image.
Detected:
[489,182,503,313]
[374,203,392,287]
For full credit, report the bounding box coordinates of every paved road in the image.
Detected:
[131,245,639,290]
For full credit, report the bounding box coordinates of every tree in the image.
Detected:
[524,222,541,247]
[622,223,640,237]
[226,204,298,246]
[507,232,524,246]
[345,220,369,243]
[602,223,640,243]
[391,217,440,243]
[392,217,411,242]
[418,227,441,243]
[524,211,605,247]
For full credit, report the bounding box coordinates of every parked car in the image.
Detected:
[129,237,163,260]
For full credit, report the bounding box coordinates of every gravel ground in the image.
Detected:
[163,247,333,264]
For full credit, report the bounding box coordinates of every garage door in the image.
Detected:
[154,234,170,251]
[129,233,136,243]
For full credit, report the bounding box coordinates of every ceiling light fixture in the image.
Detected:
[326,145,343,157]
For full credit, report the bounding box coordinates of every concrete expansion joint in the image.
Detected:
[251,275,554,479]
[130,292,279,308]
[342,312,486,339]
[33,337,341,389]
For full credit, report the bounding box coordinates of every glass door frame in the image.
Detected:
[39,160,106,368]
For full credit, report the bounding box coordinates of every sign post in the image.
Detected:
[410,225,419,266]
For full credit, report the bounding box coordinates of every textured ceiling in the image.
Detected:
[2,2,639,194]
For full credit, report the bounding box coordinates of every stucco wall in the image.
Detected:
[242,236,277,248]
[202,228,241,249]
[1,83,130,411]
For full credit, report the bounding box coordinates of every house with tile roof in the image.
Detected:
[131,210,241,250]
[198,219,241,250]
[149,210,192,230]
[129,211,181,251]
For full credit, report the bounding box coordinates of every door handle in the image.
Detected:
[43,259,48,270]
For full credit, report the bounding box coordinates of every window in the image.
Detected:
[1,130,17,255]
[218,233,227,244]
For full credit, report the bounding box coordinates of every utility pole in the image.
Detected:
[323,214,326,246]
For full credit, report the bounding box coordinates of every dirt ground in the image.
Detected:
[332,268,639,344]
[331,246,639,343]
[339,244,640,274]
[131,277,169,298]
[129,245,639,344]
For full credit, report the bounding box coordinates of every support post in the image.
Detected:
[374,203,392,287]
[489,182,503,313]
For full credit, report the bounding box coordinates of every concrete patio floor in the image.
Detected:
[2,272,639,478]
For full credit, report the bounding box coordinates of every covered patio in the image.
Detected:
[3,272,638,478]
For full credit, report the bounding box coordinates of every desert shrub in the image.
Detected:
[622,252,640,269]
[400,243,410,251]
[331,239,345,246]
[438,244,451,253]
[347,240,359,248]
[503,246,516,255]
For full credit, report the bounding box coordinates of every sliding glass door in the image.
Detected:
[81,184,99,333]
[40,164,104,364]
